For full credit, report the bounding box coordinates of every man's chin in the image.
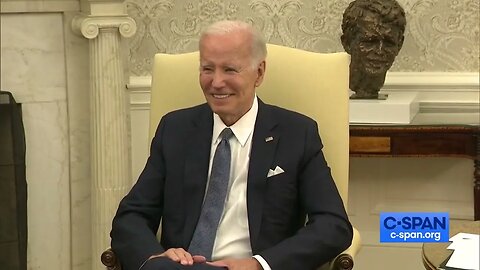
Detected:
[363,67,388,77]
[209,105,230,117]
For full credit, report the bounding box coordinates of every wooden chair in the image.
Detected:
[102,44,361,270]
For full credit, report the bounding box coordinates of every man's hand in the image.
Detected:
[207,258,262,270]
[151,248,206,265]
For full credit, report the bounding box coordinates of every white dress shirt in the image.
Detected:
[208,96,271,270]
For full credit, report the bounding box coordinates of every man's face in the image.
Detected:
[199,30,265,126]
[347,16,404,75]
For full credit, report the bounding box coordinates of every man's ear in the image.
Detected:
[255,61,266,87]
[341,34,351,53]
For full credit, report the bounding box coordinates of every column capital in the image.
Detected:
[72,14,136,39]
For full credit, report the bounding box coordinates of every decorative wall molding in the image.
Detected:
[0,0,80,13]
[127,76,151,110]
[419,102,479,113]
[72,14,137,39]
[127,72,480,113]
[129,91,151,111]
[384,72,479,92]
[383,72,479,113]
[128,75,152,88]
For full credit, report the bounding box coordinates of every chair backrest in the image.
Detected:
[149,44,350,206]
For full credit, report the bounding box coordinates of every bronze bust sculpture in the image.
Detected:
[341,0,406,99]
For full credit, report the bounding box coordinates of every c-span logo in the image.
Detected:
[380,212,449,242]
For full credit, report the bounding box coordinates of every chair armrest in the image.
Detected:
[101,248,122,270]
[331,253,353,270]
[330,227,362,270]
[101,227,361,270]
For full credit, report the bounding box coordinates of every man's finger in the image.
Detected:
[207,260,229,267]
[164,249,180,262]
[192,255,207,263]
[172,248,194,265]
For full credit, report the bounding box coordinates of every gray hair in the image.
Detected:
[199,20,267,67]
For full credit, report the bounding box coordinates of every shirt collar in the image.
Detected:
[212,95,258,147]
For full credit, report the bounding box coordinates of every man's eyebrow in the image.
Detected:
[224,63,241,68]
[360,30,397,40]
[360,33,378,40]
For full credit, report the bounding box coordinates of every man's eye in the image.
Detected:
[225,67,238,73]
[201,67,213,72]
[359,39,374,46]
[384,39,396,47]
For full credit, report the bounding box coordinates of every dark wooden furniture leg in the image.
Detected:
[332,253,354,270]
[101,248,121,270]
[474,132,479,220]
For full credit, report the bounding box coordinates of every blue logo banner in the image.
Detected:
[380,212,449,242]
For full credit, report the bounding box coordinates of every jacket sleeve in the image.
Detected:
[259,121,353,270]
[110,117,168,270]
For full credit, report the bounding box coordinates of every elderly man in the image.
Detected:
[341,0,406,99]
[111,20,352,270]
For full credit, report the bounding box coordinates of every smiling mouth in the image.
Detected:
[365,59,390,68]
[367,57,388,63]
[212,94,231,99]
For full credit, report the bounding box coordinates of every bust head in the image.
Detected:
[341,0,406,99]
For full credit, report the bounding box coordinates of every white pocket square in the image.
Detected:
[267,166,285,178]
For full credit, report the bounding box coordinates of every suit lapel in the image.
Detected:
[247,100,279,250]
[182,105,213,247]
[180,101,280,250]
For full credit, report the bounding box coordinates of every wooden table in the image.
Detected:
[349,113,480,219]
[422,220,480,270]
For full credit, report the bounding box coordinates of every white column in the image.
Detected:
[72,14,136,269]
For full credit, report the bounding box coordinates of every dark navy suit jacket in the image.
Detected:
[111,100,353,270]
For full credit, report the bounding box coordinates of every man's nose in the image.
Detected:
[373,40,386,55]
[373,40,383,51]
[211,71,226,88]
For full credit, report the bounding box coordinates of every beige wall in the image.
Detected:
[1,1,478,270]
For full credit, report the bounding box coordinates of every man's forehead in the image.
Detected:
[199,50,246,66]
[357,18,402,39]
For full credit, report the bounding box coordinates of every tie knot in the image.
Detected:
[220,128,234,141]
